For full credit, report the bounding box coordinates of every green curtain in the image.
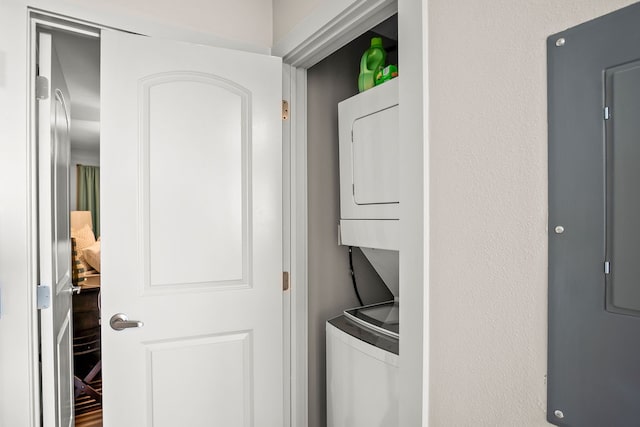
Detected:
[77,165,100,238]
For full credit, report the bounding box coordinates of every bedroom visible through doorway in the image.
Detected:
[38,22,103,427]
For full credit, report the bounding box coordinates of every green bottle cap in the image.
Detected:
[371,37,383,47]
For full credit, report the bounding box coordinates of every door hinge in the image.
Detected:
[604,106,611,120]
[282,100,289,120]
[604,261,611,275]
[282,271,290,291]
[37,285,51,310]
[36,76,49,100]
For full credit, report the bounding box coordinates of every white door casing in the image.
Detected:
[38,31,75,427]
[100,30,283,426]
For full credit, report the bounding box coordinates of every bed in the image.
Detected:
[70,211,100,289]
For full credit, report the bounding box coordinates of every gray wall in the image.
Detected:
[307,32,395,427]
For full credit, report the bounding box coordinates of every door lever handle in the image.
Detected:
[110,313,144,331]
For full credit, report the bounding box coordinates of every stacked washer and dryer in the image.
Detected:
[327,77,400,427]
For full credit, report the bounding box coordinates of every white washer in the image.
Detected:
[326,301,399,427]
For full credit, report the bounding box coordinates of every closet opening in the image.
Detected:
[304,13,399,426]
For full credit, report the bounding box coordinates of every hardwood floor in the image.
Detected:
[75,409,102,427]
[75,377,102,427]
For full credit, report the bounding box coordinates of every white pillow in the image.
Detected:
[82,240,101,273]
[71,224,96,272]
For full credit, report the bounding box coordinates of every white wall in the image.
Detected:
[0,1,274,425]
[428,0,636,425]
[0,2,38,424]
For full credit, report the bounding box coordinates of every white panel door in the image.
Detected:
[38,31,74,427]
[100,30,283,426]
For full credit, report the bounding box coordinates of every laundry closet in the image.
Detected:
[305,14,399,427]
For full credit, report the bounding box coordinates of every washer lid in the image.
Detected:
[344,300,398,338]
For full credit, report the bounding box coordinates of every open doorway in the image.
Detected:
[51,29,103,424]
[35,19,102,427]
[35,11,287,426]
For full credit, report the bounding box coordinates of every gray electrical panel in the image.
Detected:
[548,3,640,426]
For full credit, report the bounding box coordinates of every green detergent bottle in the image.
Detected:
[358,37,386,92]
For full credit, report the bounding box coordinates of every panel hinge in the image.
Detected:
[604,106,611,120]
[35,76,49,100]
[282,271,290,291]
[37,285,51,310]
[282,100,289,120]
[604,261,611,275]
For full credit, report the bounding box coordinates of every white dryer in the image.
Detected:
[329,74,400,426]
[326,301,399,427]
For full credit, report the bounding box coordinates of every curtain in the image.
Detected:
[77,165,100,238]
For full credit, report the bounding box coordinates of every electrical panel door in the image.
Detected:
[548,3,640,426]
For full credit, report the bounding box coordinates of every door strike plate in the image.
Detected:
[37,284,51,309]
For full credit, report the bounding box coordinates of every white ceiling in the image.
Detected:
[52,29,100,153]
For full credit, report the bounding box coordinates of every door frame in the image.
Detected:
[277,2,398,424]
[276,0,429,425]
[28,10,296,427]
[28,12,103,426]
[28,9,288,424]
[11,5,272,427]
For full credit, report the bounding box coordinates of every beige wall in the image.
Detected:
[65,0,272,49]
[272,0,321,45]
[428,0,635,425]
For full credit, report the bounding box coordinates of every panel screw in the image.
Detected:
[555,38,566,47]
[554,226,565,234]
[554,409,565,419]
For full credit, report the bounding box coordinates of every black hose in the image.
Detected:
[348,246,364,306]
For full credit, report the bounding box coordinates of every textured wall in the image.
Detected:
[307,33,395,427]
[428,0,636,425]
